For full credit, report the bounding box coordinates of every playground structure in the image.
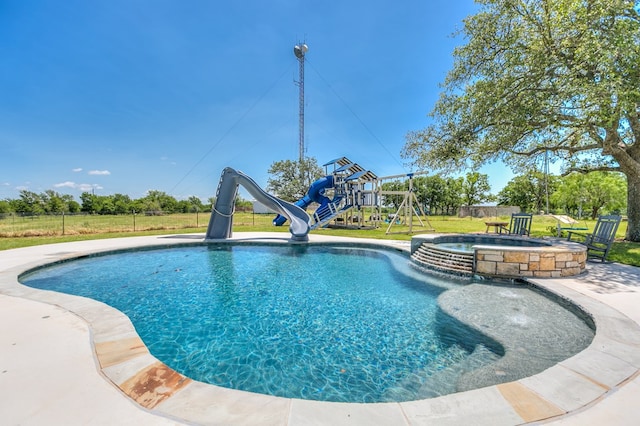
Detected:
[376,171,434,234]
[274,157,434,234]
[206,158,434,241]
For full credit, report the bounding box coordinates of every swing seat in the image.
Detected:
[551,215,588,237]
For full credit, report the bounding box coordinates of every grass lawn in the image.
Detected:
[1,212,638,266]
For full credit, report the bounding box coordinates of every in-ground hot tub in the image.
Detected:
[411,234,587,278]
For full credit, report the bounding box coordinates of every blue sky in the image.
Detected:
[0,0,512,202]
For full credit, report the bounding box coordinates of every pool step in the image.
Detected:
[411,243,475,275]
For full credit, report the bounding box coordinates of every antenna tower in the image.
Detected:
[293,42,308,163]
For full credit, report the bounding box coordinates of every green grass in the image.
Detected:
[0,212,211,237]
[1,212,639,266]
[0,228,205,251]
[607,242,640,267]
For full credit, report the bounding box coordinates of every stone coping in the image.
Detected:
[1,233,639,425]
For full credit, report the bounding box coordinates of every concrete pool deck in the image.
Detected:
[0,232,639,425]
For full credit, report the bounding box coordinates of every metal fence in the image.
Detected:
[0,211,213,236]
[0,208,276,237]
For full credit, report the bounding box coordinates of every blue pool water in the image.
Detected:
[435,242,476,253]
[22,244,503,402]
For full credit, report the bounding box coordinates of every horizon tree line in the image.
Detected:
[0,168,627,221]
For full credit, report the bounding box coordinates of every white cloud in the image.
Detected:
[160,157,177,166]
[72,168,83,172]
[54,182,103,192]
[88,170,111,176]
[78,183,103,192]
[1,182,9,186]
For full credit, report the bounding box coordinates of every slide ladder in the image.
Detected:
[310,198,354,229]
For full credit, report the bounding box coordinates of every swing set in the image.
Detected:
[375,172,434,235]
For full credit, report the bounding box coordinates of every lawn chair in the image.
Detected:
[567,215,621,262]
[508,213,533,236]
[551,214,588,237]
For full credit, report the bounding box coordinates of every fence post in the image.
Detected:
[133,210,136,232]
[62,212,65,235]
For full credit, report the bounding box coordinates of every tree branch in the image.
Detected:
[561,165,621,176]
[511,143,602,157]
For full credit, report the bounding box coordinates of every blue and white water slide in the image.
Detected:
[206,167,311,241]
[273,175,335,227]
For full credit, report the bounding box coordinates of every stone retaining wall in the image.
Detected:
[475,243,587,278]
[411,234,588,279]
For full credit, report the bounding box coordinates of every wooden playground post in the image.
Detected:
[378,172,434,235]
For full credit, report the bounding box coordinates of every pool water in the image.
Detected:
[435,242,476,253]
[22,244,504,402]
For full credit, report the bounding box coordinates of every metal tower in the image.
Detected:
[293,43,308,163]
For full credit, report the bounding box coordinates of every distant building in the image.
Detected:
[458,205,520,218]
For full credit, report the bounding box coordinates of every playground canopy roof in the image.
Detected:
[323,157,351,167]
[335,163,357,173]
[323,157,377,182]
[345,170,377,182]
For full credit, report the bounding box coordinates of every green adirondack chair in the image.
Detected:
[567,215,621,262]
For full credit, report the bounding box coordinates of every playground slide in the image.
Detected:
[206,167,311,241]
[273,175,335,226]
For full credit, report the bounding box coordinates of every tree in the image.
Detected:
[498,170,559,213]
[442,177,464,215]
[138,190,178,214]
[0,199,11,214]
[267,157,323,202]
[207,196,216,211]
[187,196,205,212]
[80,192,98,214]
[42,190,66,213]
[413,175,446,215]
[552,172,627,218]
[461,172,493,206]
[15,190,45,214]
[177,196,205,213]
[380,180,407,210]
[235,196,253,211]
[108,194,131,214]
[404,0,640,240]
[582,173,628,218]
[411,175,465,215]
[81,193,116,214]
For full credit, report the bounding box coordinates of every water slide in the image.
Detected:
[206,167,311,241]
[273,175,335,226]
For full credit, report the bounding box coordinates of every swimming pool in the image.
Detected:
[19,242,594,403]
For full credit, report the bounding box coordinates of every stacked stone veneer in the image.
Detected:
[475,244,587,278]
[411,234,587,279]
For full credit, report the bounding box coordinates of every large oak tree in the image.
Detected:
[403,0,640,240]
[266,157,324,202]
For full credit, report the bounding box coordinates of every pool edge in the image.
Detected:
[1,233,639,425]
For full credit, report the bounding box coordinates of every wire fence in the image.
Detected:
[0,208,271,237]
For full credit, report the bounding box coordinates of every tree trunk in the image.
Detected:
[626,173,640,241]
